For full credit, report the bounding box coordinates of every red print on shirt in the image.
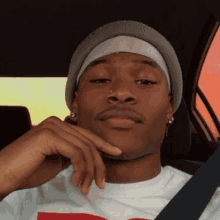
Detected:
[37,213,151,220]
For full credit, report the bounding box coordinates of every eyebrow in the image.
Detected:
[86,58,159,70]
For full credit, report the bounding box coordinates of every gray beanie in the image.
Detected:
[65,20,183,114]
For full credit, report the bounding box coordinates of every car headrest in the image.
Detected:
[0,106,32,151]
[161,98,191,162]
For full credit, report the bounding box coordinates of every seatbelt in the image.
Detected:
[155,145,220,220]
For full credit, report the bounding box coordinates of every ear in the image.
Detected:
[167,94,173,119]
[70,91,79,113]
[65,91,79,125]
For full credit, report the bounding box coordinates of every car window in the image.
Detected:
[193,22,220,143]
[0,77,69,126]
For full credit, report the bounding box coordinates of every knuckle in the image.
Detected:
[73,150,83,163]
[37,127,56,146]
[42,116,61,124]
[38,120,55,131]
[41,121,54,129]
[86,168,95,178]
[87,143,94,154]
[87,166,94,174]
[39,127,54,137]
[47,116,61,122]
[82,142,94,156]
[72,149,87,169]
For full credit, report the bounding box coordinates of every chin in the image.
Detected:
[100,150,148,161]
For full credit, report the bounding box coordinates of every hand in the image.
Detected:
[0,116,122,196]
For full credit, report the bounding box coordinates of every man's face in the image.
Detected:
[71,52,173,160]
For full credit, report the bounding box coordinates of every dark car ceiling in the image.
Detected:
[0,0,219,101]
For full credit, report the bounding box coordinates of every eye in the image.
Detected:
[90,78,156,85]
[136,79,157,85]
[90,78,110,84]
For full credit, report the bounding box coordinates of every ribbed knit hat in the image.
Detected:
[65,20,183,114]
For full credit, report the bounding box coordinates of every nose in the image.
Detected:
[107,83,137,105]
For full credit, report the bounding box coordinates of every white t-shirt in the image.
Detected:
[1,165,220,220]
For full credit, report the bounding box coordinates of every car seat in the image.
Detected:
[161,97,218,174]
[0,105,32,151]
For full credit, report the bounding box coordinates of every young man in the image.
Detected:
[1,20,220,220]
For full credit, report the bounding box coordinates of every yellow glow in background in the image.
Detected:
[0,77,70,126]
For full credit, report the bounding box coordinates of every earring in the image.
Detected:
[168,117,174,125]
[71,112,76,118]
[166,116,174,136]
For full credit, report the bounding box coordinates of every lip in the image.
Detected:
[104,118,136,128]
[99,109,143,124]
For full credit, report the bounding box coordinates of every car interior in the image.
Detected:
[1,0,220,219]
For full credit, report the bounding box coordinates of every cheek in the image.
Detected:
[82,93,100,110]
[77,90,103,122]
[81,88,107,108]
[147,105,168,141]
[149,91,167,105]
[143,94,168,135]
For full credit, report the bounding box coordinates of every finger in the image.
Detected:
[40,127,95,192]
[72,141,106,193]
[71,155,86,188]
[70,125,122,155]
[65,123,122,155]
[76,146,95,195]
[40,116,122,155]
[79,145,106,194]
[90,146,106,189]
[54,122,106,191]
[50,123,107,192]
